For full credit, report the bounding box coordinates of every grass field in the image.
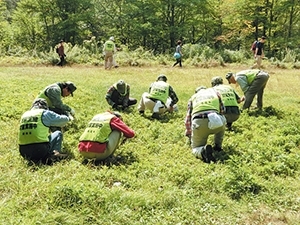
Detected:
[1,64,300,225]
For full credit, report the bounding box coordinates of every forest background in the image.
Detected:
[0,0,299,68]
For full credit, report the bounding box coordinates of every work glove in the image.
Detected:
[186,134,191,146]
[112,103,118,110]
[66,111,74,121]
[70,109,75,116]
[122,104,128,111]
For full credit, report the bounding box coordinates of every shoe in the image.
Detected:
[205,145,215,163]
[213,145,223,152]
[151,112,160,119]
[226,123,233,131]
[52,150,68,160]
[202,145,216,163]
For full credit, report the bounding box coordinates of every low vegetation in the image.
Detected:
[0,64,300,224]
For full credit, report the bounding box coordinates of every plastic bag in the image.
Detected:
[208,113,225,129]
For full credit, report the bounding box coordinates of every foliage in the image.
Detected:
[1,0,300,57]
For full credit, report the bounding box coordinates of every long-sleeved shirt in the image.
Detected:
[42,83,72,113]
[105,85,130,107]
[42,109,70,127]
[78,116,135,153]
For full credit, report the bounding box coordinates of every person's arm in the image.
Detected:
[179,46,183,56]
[110,117,135,138]
[122,86,130,107]
[42,110,70,127]
[105,86,116,107]
[46,86,72,112]
[261,43,265,57]
[235,76,249,93]
[168,86,179,106]
[233,90,245,103]
[184,100,192,137]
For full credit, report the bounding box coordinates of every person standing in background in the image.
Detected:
[57,40,66,66]
[172,40,183,68]
[103,36,117,70]
[251,36,267,69]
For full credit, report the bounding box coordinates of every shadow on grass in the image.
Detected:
[82,151,138,167]
[140,111,182,123]
[246,105,284,119]
[213,150,231,163]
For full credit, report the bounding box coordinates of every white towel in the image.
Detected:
[153,100,164,113]
[208,113,225,129]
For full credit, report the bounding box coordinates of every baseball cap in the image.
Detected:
[211,76,223,87]
[109,36,114,41]
[195,86,206,93]
[66,81,77,97]
[116,80,126,94]
[157,74,167,82]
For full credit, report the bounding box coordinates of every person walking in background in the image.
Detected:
[18,99,72,164]
[251,36,267,69]
[211,76,244,131]
[226,69,269,111]
[138,74,179,119]
[103,36,117,70]
[185,86,226,163]
[36,81,77,117]
[105,80,137,111]
[57,40,66,66]
[172,40,183,68]
[78,111,135,161]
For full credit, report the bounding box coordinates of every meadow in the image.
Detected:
[0,63,300,225]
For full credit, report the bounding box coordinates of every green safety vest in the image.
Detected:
[19,109,49,145]
[36,83,61,108]
[148,81,169,104]
[213,85,238,107]
[113,83,128,96]
[191,88,220,115]
[104,40,114,51]
[79,112,115,143]
[237,69,260,85]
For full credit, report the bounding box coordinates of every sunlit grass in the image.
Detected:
[0,65,300,224]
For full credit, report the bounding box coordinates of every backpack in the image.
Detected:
[251,41,257,53]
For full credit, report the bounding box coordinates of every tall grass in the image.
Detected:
[1,43,300,69]
[1,65,300,224]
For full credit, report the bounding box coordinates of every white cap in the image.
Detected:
[109,36,114,41]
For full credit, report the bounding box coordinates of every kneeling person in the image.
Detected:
[78,111,135,160]
[185,86,226,163]
[105,80,137,111]
[18,98,71,164]
[211,76,244,130]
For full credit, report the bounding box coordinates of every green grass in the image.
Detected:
[1,65,300,224]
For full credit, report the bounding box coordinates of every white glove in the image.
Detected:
[66,111,74,121]
[70,109,75,116]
